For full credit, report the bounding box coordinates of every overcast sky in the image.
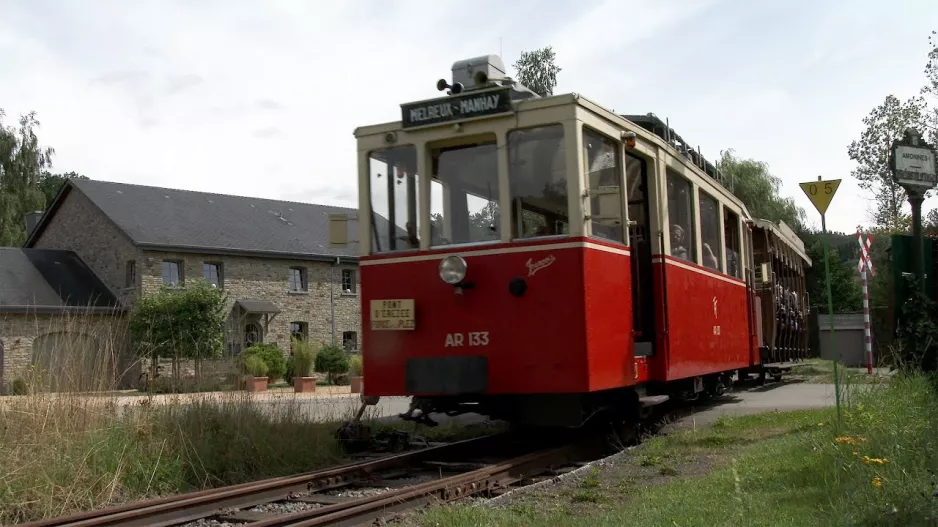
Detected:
[1,0,936,235]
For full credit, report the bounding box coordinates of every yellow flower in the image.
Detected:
[872,475,883,488]
[861,455,888,465]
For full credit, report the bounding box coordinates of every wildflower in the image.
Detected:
[861,455,888,465]
[872,475,883,488]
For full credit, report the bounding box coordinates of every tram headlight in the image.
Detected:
[439,255,467,285]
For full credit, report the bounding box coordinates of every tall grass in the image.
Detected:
[813,373,938,524]
[0,310,362,524]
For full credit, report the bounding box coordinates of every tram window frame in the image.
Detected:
[429,136,501,247]
[723,208,742,278]
[698,190,723,272]
[626,152,649,249]
[367,145,420,254]
[583,126,624,245]
[507,124,569,240]
[665,169,696,264]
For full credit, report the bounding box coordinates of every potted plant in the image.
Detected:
[243,355,269,392]
[348,353,363,394]
[292,340,317,393]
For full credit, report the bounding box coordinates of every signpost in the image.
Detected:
[856,228,875,374]
[799,176,842,421]
[889,128,938,292]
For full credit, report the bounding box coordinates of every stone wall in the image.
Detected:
[31,188,142,307]
[139,250,362,354]
[0,312,131,392]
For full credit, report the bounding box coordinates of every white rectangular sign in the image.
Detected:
[895,145,937,187]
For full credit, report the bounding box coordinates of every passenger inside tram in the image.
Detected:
[671,224,689,259]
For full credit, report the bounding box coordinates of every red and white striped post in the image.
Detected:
[857,227,875,374]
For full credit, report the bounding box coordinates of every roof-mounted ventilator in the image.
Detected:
[436,54,540,102]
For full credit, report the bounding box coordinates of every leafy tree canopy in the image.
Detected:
[512,46,561,97]
[129,280,228,373]
[716,149,806,230]
[0,110,52,246]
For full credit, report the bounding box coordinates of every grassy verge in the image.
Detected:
[0,392,350,524]
[412,375,938,526]
[790,357,889,384]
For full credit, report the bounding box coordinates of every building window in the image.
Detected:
[290,322,308,342]
[125,260,136,287]
[342,331,358,351]
[288,266,307,292]
[341,269,356,293]
[161,260,183,286]
[203,262,223,288]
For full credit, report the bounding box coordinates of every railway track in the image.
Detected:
[18,428,616,527]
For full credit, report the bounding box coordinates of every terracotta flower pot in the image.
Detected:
[247,376,268,392]
[293,376,316,393]
[349,376,363,393]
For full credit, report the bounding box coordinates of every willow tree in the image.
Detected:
[716,149,805,229]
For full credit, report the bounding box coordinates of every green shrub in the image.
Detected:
[315,345,349,384]
[243,355,268,378]
[348,353,363,376]
[293,340,317,378]
[242,344,285,381]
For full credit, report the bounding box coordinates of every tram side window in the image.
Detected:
[666,170,696,263]
[430,138,500,246]
[698,191,722,271]
[369,145,419,253]
[507,125,568,239]
[724,208,741,278]
[584,128,623,243]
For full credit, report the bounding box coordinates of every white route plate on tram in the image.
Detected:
[370,299,416,330]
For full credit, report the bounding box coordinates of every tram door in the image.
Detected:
[626,152,655,356]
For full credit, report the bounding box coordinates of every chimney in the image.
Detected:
[25,211,43,238]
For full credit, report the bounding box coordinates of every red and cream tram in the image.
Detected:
[330,55,811,428]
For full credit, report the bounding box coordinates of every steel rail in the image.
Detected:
[246,441,586,527]
[18,434,506,527]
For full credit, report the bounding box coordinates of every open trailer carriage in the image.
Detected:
[330,55,812,429]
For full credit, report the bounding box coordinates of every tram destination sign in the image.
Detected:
[401,87,513,129]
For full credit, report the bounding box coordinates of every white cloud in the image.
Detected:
[1,0,936,235]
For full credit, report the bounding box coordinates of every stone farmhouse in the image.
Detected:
[0,178,362,391]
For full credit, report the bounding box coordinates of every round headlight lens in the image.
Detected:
[439,255,467,285]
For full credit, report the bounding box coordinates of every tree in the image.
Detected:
[0,109,54,246]
[847,95,927,231]
[512,46,561,97]
[38,171,87,208]
[805,238,862,313]
[129,279,228,384]
[715,149,805,229]
[921,30,938,146]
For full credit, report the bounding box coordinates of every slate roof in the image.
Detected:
[27,178,366,261]
[0,248,123,314]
